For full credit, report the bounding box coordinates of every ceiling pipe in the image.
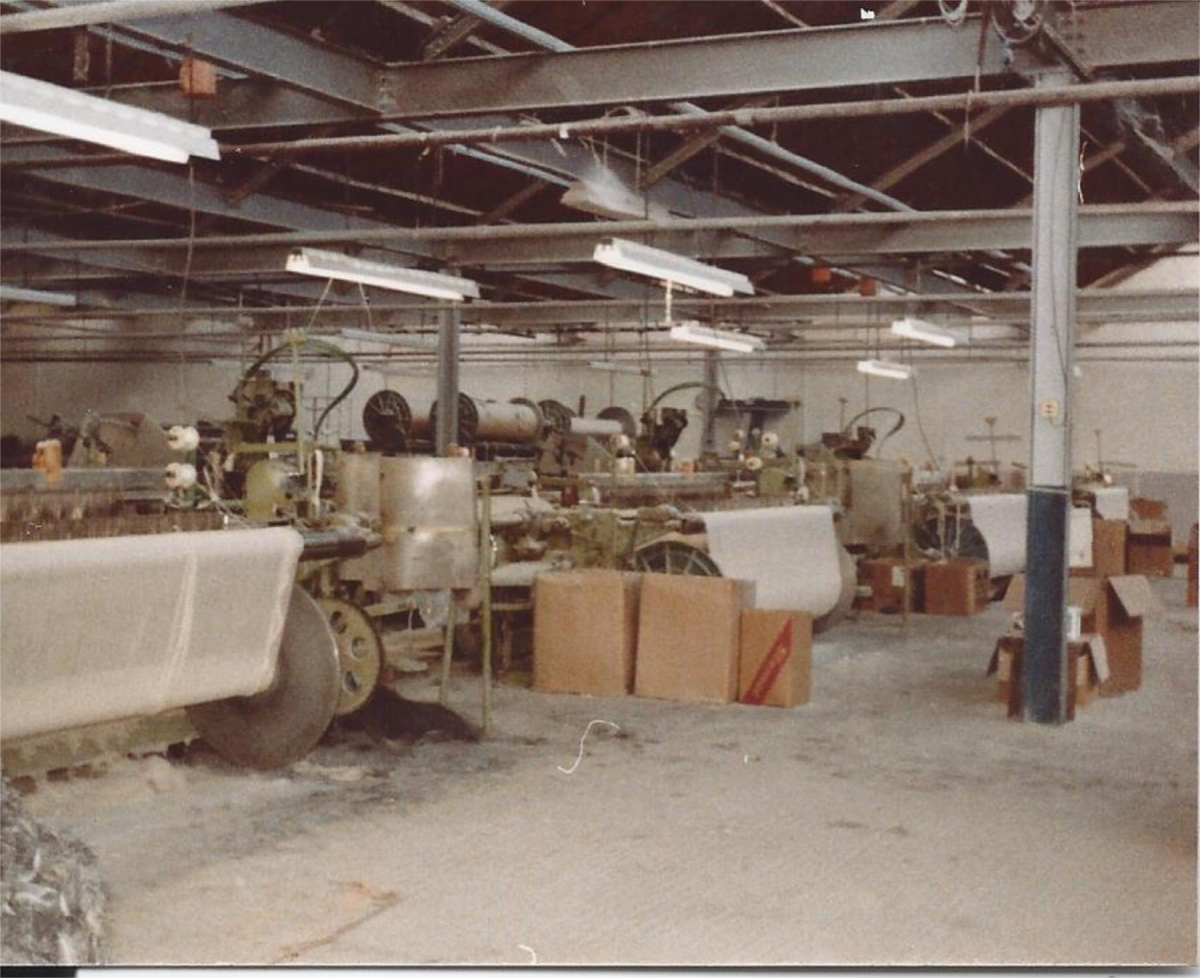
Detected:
[0,0,269,35]
[3,76,1194,170]
[1,200,1191,253]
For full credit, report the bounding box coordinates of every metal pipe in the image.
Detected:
[436,305,460,455]
[480,476,493,736]
[438,600,456,708]
[3,76,1194,172]
[1022,75,1079,726]
[0,0,268,34]
[220,76,1198,159]
[2,200,1192,255]
[297,528,381,561]
[2,286,1192,321]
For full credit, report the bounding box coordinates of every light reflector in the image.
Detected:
[0,285,76,307]
[593,238,753,297]
[669,321,765,354]
[289,249,480,301]
[890,316,959,348]
[0,70,219,163]
[857,358,913,380]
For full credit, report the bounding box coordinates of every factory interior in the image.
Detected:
[0,0,1197,967]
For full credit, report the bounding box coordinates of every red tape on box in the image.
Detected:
[742,617,794,705]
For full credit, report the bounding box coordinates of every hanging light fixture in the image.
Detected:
[856,358,913,380]
[593,238,754,297]
[890,316,960,348]
[288,249,480,301]
[670,321,765,354]
[0,70,220,163]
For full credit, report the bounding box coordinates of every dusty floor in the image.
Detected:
[12,575,1198,966]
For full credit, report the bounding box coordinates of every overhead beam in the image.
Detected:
[370,3,1197,119]
[4,203,1190,258]
[5,286,1193,328]
[97,3,1198,120]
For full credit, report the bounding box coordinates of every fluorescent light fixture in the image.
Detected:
[669,320,765,354]
[0,285,76,307]
[857,358,913,380]
[561,179,670,222]
[890,316,959,348]
[0,70,219,163]
[288,248,480,301]
[593,238,753,297]
[588,359,653,376]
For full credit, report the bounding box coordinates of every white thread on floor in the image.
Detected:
[557,719,620,775]
[519,943,538,963]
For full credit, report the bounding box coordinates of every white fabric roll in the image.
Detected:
[968,493,1028,577]
[701,505,843,617]
[969,494,1097,576]
[1,527,303,740]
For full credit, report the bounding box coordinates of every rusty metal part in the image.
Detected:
[317,597,383,717]
[185,586,339,769]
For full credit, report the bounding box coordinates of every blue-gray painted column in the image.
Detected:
[1022,74,1079,725]
[436,304,460,455]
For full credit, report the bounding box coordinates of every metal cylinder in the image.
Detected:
[430,394,542,446]
[379,455,478,590]
[335,450,381,518]
[569,417,623,437]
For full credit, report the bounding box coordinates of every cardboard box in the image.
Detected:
[533,571,641,696]
[989,635,1101,717]
[1098,575,1162,695]
[739,610,812,708]
[1005,573,1161,697]
[1130,497,1167,520]
[635,575,754,704]
[924,558,989,616]
[1128,519,1174,577]
[858,557,926,613]
[1071,518,1127,579]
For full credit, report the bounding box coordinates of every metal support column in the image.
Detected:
[701,350,720,455]
[1022,74,1079,725]
[435,304,461,454]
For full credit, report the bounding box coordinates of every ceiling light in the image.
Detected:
[0,285,76,307]
[857,358,913,380]
[593,238,753,298]
[0,70,219,163]
[670,321,765,354]
[890,316,959,348]
[588,359,653,376]
[288,249,480,301]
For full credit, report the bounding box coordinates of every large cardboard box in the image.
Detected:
[858,557,926,614]
[739,610,812,708]
[533,570,641,696]
[1128,520,1174,578]
[1071,518,1127,579]
[924,558,989,616]
[1004,573,1161,696]
[635,575,754,704]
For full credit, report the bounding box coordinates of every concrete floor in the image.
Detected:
[17,574,1198,965]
